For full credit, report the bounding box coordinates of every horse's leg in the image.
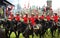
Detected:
[26,29,30,38]
[42,30,46,38]
[39,31,42,38]
[40,25,43,38]
[24,35,29,38]
[35,31,39,36]
[42,26,47,38]
[52,26,57,37]
[9,30,12,38]
[24,33,29,38]
[39,25,44,38]
[41,34,44,38]
[50,28,54,38]
[57,27,60,37]
[58,29,60,37]
[41,27,45,38]
[32,32,34,38]
[31,27,34,38]
[5,29,9,38]
[40,32,44,38]
[17,31,20,38]
[24,28,30,38]
[39,34,41,38]
[23,31,29,38]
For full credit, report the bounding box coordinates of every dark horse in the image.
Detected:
[0,19,10,38]
[2,19,9,38]
[17,21,29,38]
[0,28,6,38]
[38,19,47,38]
[57,19,60,37]
[0,19,6,38]
[5,19,18,38]
[37,19,52,38]
[50,20,57,38]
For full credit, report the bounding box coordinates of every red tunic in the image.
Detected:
[53,15,58,22]
[40,15,44,20]
[30,16,36,26]
[23,16,28,24]
[15,15,20,21]
[35,15,38,19]
[46,15,50,21]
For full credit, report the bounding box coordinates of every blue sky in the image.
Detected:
[7,0,60,10]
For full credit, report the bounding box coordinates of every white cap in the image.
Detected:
[16,13,19,14]
[31,13,34,15]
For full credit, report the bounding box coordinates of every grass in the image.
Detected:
[10,28,60,38]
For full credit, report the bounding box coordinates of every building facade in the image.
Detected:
[46,0,53,16]
[0,0,14,18]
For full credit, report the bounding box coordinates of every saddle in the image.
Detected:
[28,24,41,30]
[33,24,40,30]
[57,22,60,26]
